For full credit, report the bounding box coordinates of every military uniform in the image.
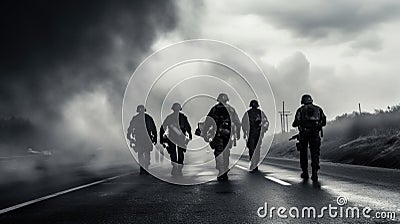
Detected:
[242,102,269,172]
[203,96,240,180]
[292,95,326,181]
[160,110,192,175]
[127,108,157,175]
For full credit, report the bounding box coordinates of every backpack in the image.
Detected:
[301,104,321,128]
[249,109,262,127]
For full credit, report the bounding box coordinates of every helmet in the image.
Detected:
[301,94,313,104]
[217,93,229,103]
[136,105,146,113]
[249,100,259,108]
[171,102,182,111]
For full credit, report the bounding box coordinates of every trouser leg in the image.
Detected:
[168,143,177,163]
[248,146,254,160]
[222,148,230,172]
[213,136,230,175]
[251,145,261,170]
[215,148,230,180]
[299,140,309,172]
[176,147,185,175]
[177,147,185,165]
[249,137,261,170]
[167,143,178,175]
[137,151,145,174]
[309,136,321,171]
[248,140,255,159]
[310,134,321,181]
[143,150,150,169]
[214,149,224,175]
[159,147,164,163]
[137,151,144,166]
[154,147,159,163]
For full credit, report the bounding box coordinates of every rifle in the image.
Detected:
[288,133,302,152]
[196,121,216,143]
[160,132,169,148]
[195,122,204,137]
[289,134,300,141]
[320,126,324,138]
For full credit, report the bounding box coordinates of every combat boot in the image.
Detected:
[300,169,309,179]
[217,169,224,181]
[171,164,178,176]
[217,172,228,181]
[217,169,229,181]
[139,167,146,175]
[311,169,318,182]
[249,167,258,173]
[144,167,150,175]
[217,170,229,181]
[177,164,183,176]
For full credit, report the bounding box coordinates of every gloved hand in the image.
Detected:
[151,137,156,145]
[160,135,167,145]
[162,142,169,148]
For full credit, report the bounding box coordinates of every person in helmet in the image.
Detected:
[202,93,241,181]
[241,100,269,173]
[127,105,157,175]
[160,102,192,176]
[292,94,326,182]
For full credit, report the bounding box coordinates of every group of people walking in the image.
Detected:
[127,93,326,182]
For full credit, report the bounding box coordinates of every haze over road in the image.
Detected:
[0,157,399,223]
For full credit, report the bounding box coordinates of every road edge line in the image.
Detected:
[0,172,135,215]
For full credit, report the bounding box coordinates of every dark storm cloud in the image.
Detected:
[0,0,177,119]
[236,0,400,41]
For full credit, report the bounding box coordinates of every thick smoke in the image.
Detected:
[0,1,178,164]
[1,0,176,116]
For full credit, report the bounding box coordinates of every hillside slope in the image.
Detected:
[268,106,400,169]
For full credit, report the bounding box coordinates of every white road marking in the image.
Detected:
[0,172,135,215]
[235,164,248,171]
[264,176,291,186]
[235,164,292,186]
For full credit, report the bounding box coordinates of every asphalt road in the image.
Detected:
[0,157,399,223]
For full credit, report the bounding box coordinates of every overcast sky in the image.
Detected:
[2,0,400,146]
[154,0,400,123]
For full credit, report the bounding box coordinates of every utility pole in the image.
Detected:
[285,113,289,133]
[278,101,291,133]
[358,103,362,115]
[282,101,285,133]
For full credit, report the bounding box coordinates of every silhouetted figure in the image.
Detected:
[203,93,241,181]
[242,100,269,173]
[292,94,326,182]
[160,103,192,176]
[127,105,157,175]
